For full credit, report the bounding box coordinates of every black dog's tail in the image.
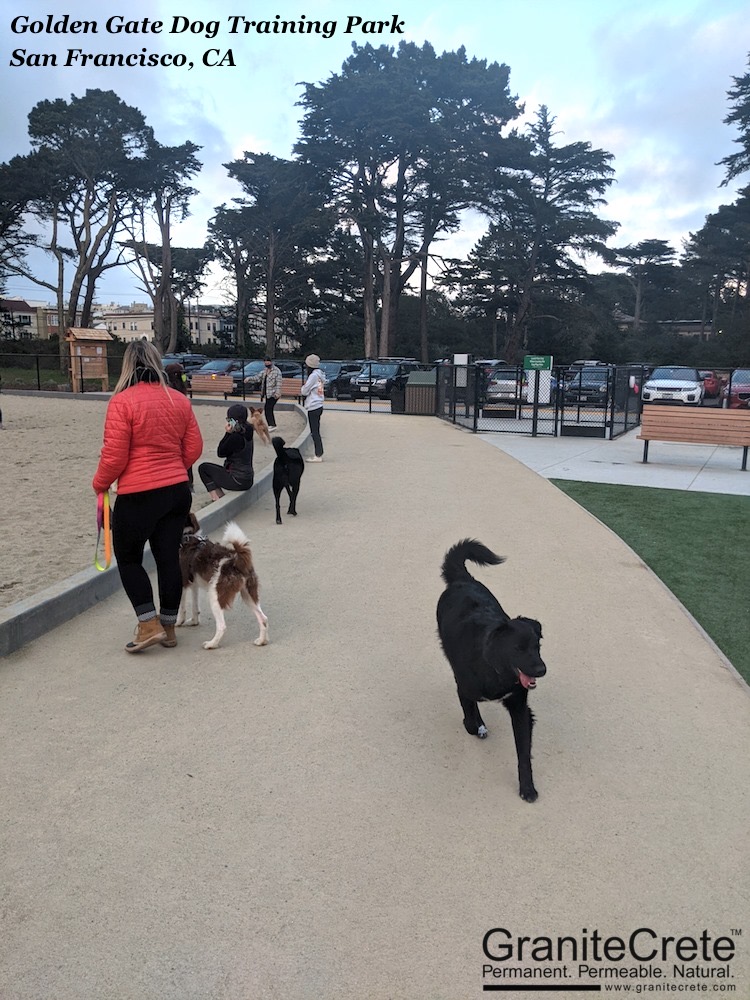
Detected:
[441,538,504,584]
[272,436,287,459]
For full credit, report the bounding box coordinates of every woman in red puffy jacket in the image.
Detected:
[93,340,204,653]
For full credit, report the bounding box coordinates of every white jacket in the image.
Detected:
[301,369,325,410]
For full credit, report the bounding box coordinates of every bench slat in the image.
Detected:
[190,374,234,390]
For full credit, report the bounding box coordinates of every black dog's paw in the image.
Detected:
[275,517,282,525]
[287,508,297,516]
[520,786,538,803]
[477,725,489,739]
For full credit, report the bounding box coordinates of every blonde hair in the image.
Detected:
[113,339,170,395]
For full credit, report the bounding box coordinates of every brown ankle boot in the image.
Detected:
[160,624,177,648]
[125,618,167,653]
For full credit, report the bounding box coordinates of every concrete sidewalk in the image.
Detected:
[1,410,748,1000]
[481,424,750,494]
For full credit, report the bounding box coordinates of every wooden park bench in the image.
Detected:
[637,404,750,470]
[188,373,235,399]
[279,376,303,402]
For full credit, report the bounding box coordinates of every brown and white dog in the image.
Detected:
[249,406,272,445]
[177,513,269,649]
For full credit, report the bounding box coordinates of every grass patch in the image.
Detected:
[551,480,750,685]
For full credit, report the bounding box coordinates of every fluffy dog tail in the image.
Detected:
[441,538,504,584]
[221,521,253,575]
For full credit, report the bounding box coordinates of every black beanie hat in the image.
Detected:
[226,403,248,422]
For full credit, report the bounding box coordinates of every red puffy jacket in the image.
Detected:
[92,382,204,495]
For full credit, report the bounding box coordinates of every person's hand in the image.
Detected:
[225,422,233,433]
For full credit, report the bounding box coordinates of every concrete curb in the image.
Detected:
[0,406,311,657]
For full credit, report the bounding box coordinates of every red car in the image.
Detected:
[722,368,750,409]
[698,369,722,398]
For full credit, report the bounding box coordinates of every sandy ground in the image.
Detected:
[1,409,749,1000]
[0,394,305,607]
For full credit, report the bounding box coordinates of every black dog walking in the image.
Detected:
[436,539,547,802]
[271,436,305,524]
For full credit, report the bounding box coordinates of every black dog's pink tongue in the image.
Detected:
[518,672,536,689]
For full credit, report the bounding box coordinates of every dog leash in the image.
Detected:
[94,491,112,571]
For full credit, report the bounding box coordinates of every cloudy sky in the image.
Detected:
[1,0,747,305]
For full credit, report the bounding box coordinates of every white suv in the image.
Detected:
[641,366,704,406]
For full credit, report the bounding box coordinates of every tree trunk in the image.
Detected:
[419,251,429,364]
[360,228,378,358]
[378,249,392,358]
[265,229,276,356]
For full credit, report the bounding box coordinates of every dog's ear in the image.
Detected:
[518,617,543,640]
[482,621,512,660]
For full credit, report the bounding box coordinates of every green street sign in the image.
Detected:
[523,354,553,371]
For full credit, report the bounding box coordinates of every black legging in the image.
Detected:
[308,407,323,456]
[112,482,192,623]
[198,463,254,493]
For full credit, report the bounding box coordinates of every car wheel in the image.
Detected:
[331,385,339,400]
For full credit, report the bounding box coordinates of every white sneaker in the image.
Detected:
[307,456,324,463]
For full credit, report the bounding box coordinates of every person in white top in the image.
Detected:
[301,353,325,462]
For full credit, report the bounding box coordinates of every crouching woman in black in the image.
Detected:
[198,403,255,501]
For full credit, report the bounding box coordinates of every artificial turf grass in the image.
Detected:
[550,480,750,685]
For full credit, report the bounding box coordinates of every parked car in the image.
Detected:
[722,368,750,409]
[161,352,210,375]
[563,367,611,405]
[230,360,266,394]
[277,360,304,379]
[193,359,244,379]
[640,366,704,406]
[698,369,722,398]
[238,359,303,392]
[349,360,420,399]
[233,361,302,392]
[485,366,523,403]
[318,360,363,399]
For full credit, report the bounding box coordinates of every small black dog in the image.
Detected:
[272,436,305,525]
[436,539,546,802]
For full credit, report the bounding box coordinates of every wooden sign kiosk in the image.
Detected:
[66,328,114,393]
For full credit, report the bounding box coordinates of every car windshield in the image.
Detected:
[363,364,398,376]
[649,367,699,380]
[578,371,609,383]
[730,369,750,382]
[198,360,230,372]
[319,363,342,376]
[241,361,265,376]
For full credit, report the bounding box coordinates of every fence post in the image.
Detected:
[36,355,41,391]
[472,365,479,432]
[531,369,540,437]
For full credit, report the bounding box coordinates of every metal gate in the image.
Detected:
[436,364,558,436]
[559,365,643,439]
[437,363,644,438]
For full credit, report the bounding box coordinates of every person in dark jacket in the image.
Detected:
[198,403,255,501]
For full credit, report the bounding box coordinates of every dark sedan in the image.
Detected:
[318,361,363,399]
[563,368,611,405]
